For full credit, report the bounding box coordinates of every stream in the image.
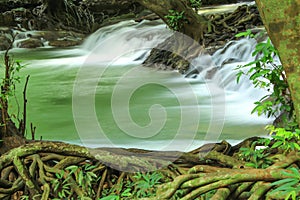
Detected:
[3,19,273,151]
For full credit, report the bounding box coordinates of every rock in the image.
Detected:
[29,31,59,41]
[135,13,160,22]
[49,39,82,47]
[29,30,85,42]
[16,38,43,48]
[46,31,84,47]
[12,30,85,48]
[205,67,219,79]
[0,35,11,50]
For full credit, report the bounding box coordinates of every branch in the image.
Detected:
[21,75,30,136]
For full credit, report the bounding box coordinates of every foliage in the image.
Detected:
[270,167,300,200]
[100,181,133,200]
[165,10,187,31]
[99,172,162,199]
[235,29,300,200]
[0,59,24,100]
[235,29,254,38]
[266,125,300,153]
[66,163,98,196]
[51,170,72,198]
[239,126,300,168]
[0,34,28,137]
[239,138,273,168]
[51,163,98,199]
[133,171,163,198]
[189,0,202,11]
[235,30,296,130]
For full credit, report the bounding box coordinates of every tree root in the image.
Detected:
[0,141,298,199]
[150,152,300,199]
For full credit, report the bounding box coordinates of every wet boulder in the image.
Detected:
[16,38,43,48]
[48,39,82,47]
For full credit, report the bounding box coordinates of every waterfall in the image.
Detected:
[7,19,273,148]
[82,20,274,101]
[188,36,280,102]
[81,20,172,64]
[80,20,273,117]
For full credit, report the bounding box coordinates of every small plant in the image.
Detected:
[51,163,98,199]
[20,195,29,200]
[99,178,134,200]
[51,170,72,198]
[270,167,300,200]
[66,163,98,196]
[189,0,202,11]
[266,125,300,153]
[133,172,163,198]
[239,139,273,169]
[165,10,187,31]
[99,195,120,200]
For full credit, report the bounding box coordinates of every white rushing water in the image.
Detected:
[5,19,273,151]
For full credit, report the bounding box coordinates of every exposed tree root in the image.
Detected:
[147,151,300,199]
[0,141,298,199]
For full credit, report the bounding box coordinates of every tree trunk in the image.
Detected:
[255,0,300,128]
[135,0,208,43]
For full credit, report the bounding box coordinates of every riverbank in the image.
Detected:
[0,137,298,199]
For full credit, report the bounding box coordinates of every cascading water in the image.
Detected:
[212,38,261,92]
[6,19,273,151]
[81,20,172,64]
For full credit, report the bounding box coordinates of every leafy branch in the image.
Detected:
[235,30,296,130]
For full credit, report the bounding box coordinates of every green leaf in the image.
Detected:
[293,143,300,150]
[271,178,297,187]
[235,30,252,38]
[236,70,244,83]
[286,191,297,200]
[121,188,132,197]
[84,164,96,171]
[78,171,84,186]
[99,195,119,200]
[272,141,283,149]
[245,162,256,168]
